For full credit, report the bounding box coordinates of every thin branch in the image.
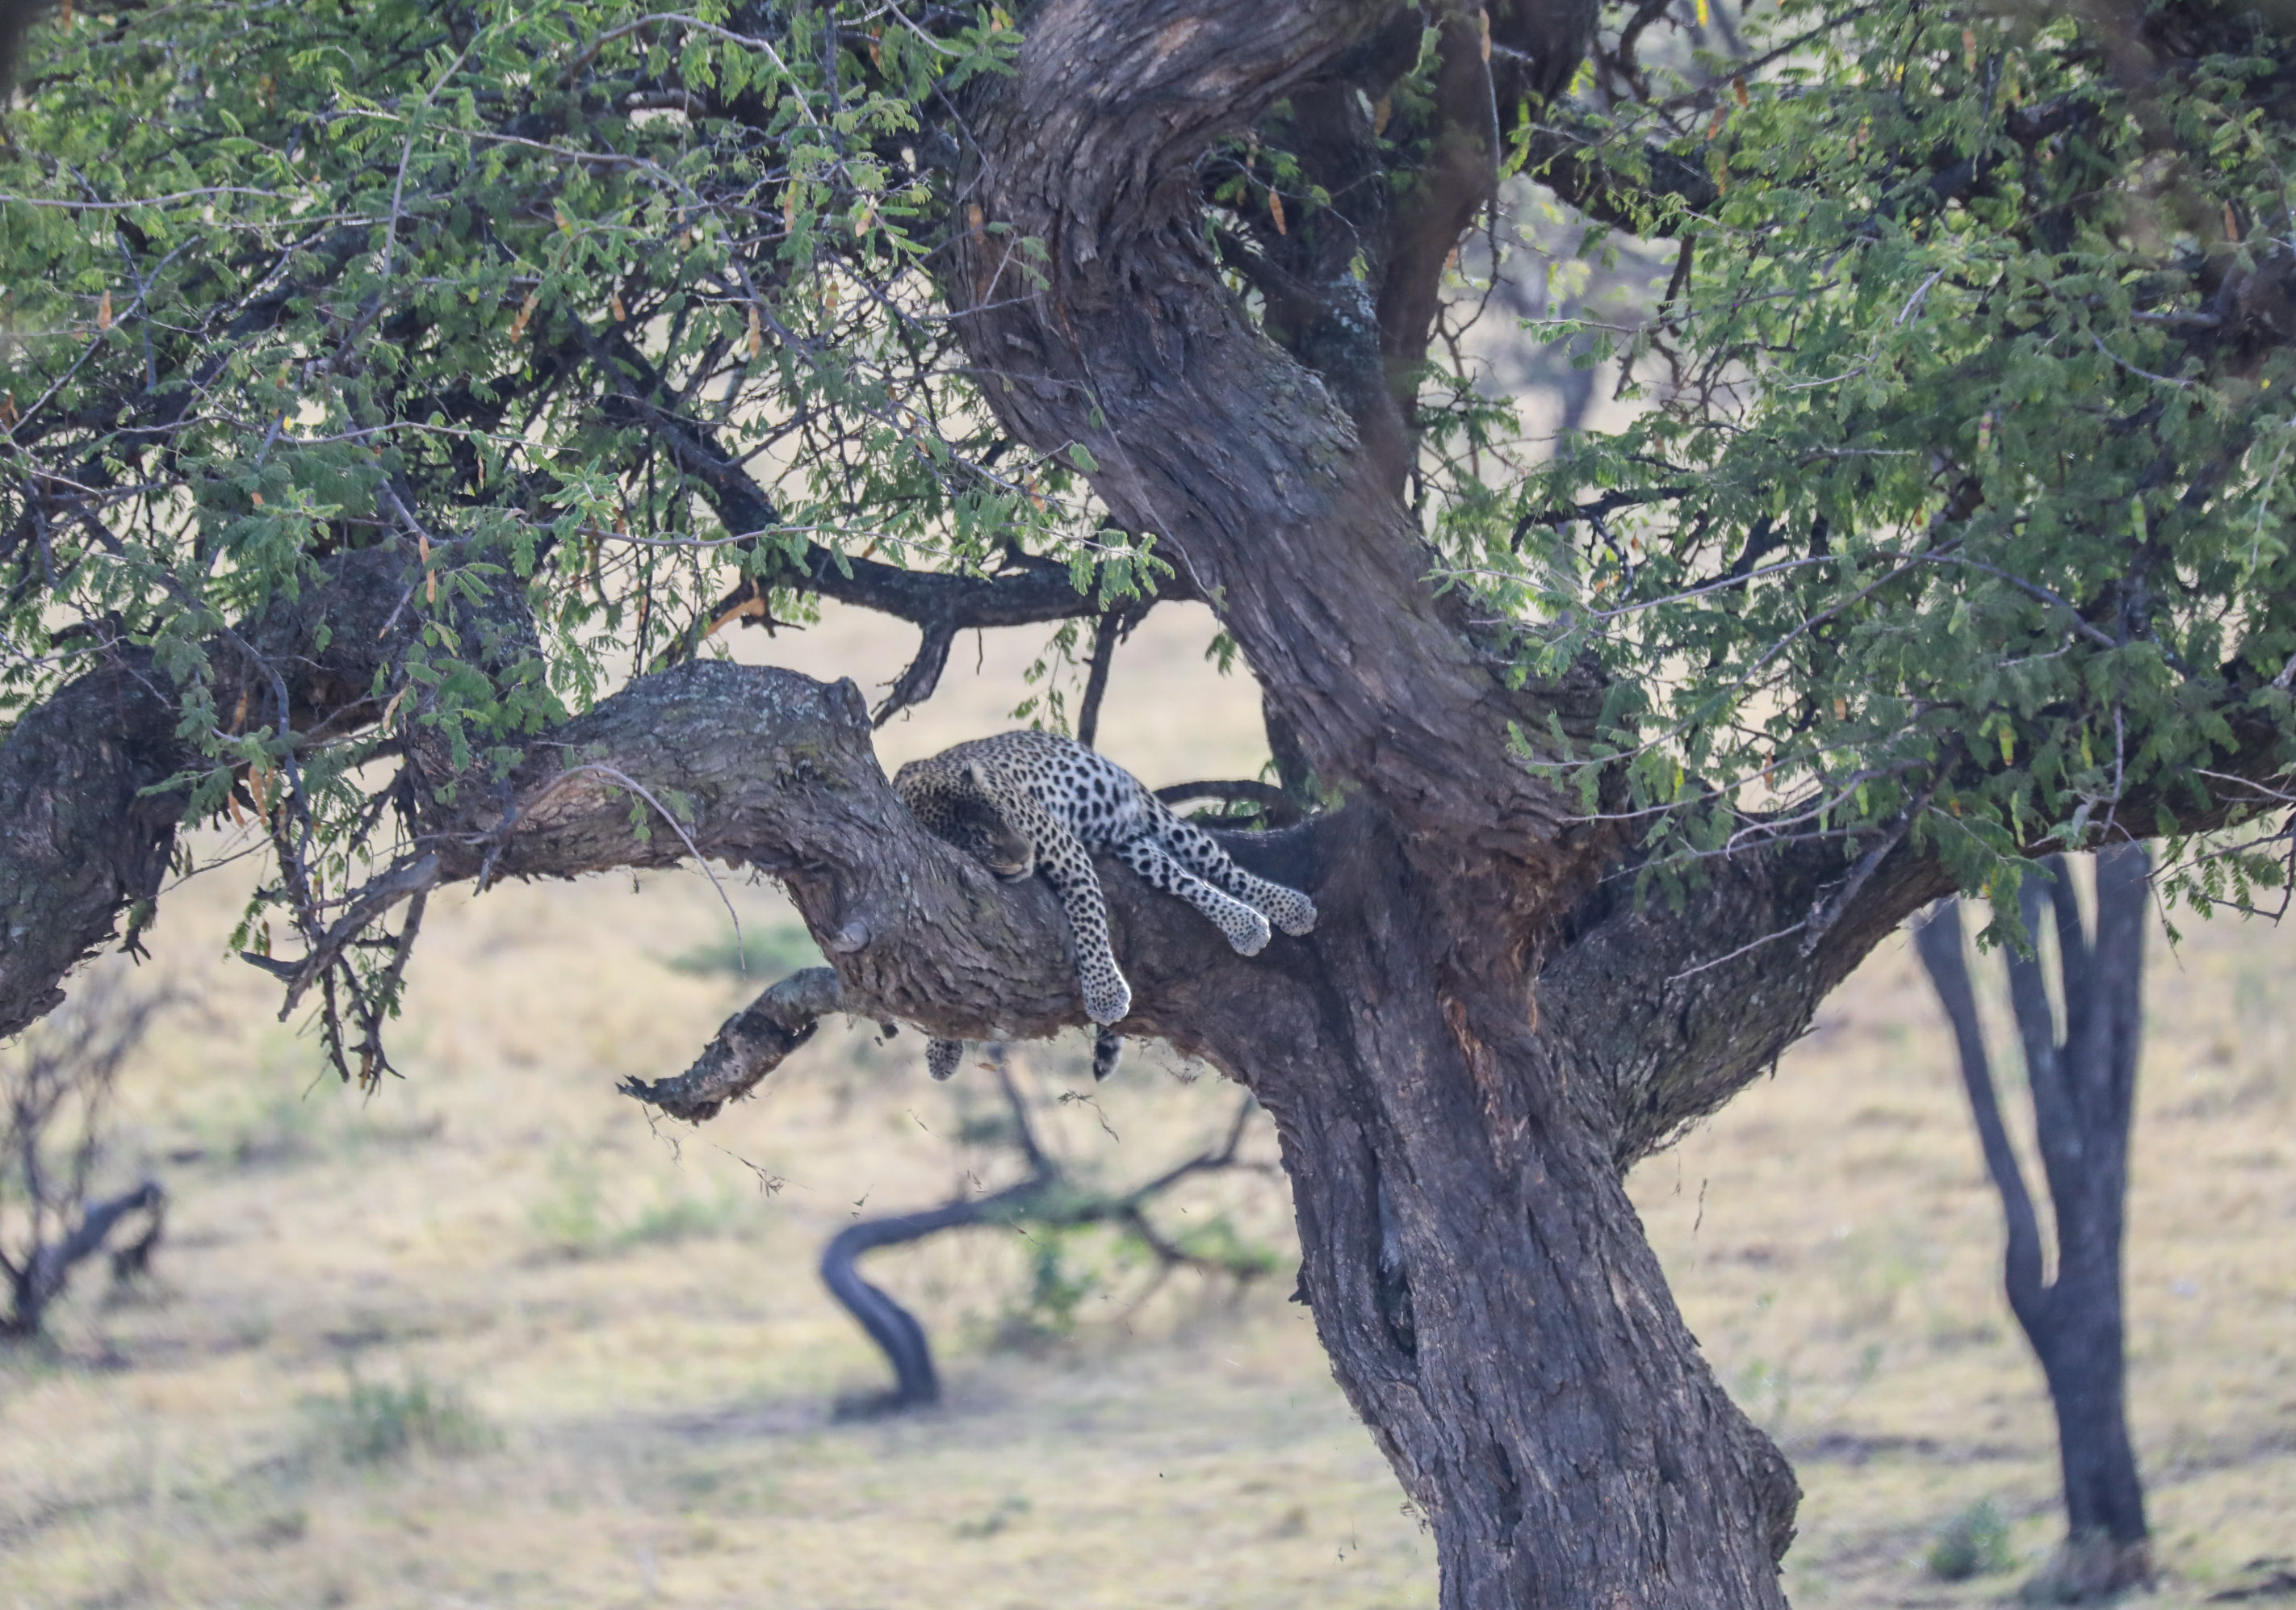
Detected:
[874,618,958,726]
[1075,610,1124,749]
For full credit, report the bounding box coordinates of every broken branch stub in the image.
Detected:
[620,966,844,1122]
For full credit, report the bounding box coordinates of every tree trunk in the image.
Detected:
[1913,847,2152,1598]
[1138,816,1808,1607]
[2036,1307,2149,1587]
[1270,992,1801,1605]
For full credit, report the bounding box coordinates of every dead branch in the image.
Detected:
[620,966,847,1122]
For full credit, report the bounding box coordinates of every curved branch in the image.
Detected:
[873,619,959,727]
[604,344,1179,655]
[1154,779,1305,828]
[819,1172,1052,1412]
[621,966,845,1122]
[947,0,1603,892]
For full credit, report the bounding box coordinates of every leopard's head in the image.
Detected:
[895,757,1036,881]
[941,767,1033,877]
[947,799,1034,882]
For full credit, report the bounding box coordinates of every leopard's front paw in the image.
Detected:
[1083,966,1133,1025]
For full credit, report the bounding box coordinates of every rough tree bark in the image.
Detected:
[0,2,2280,1604]
[1914,852,2154,1598]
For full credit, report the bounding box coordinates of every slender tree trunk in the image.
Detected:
[1913,847,2152,1598]
[2039,1305,2147,1555]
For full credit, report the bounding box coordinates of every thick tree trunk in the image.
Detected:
[920,5,1828,1599]
[1284,1067,1798,1607]
[1242,831,1800,1605]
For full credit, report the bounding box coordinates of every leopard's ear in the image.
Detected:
[962,759,989,794]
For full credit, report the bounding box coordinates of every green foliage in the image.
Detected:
[1927,1496,2018,1580]
[1445,0,2296,929]
[0,1,1154,1080]
[9,0,2294,1042]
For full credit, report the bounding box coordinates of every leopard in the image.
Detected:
[893,730,1317,1082]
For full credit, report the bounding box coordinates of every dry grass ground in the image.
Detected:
[2,604,2291,1608]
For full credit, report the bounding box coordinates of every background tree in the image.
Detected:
[0,969,166,1339]
[1,1,2292,1604]
[1914,847,2154,1602]
[819,1044,1280,1415]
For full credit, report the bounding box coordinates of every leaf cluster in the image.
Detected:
[0,1,1155,1077]
[1414,0,2296,926]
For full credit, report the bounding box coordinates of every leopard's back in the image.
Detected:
[895,730,1156,855]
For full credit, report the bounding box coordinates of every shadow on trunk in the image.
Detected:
[1913,845,2154,1600]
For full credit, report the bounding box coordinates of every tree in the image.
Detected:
[1,969,166,1339]
[0,0,2290,1603]
[819,1044,1278,1415]
[1914,847,2154,1600]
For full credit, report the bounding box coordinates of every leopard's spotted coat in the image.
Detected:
[894,731,1315,1080]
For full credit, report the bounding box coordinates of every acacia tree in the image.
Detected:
[2,1,2292,1604]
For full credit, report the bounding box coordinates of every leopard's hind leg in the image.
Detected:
[1115,835,1272,956]
[927,1038,963,1080]
[1155,816,1317,936]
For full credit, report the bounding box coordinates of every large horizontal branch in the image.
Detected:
[408,657,1328,1059]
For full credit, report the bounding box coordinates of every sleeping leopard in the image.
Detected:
[893,731,1316,1081]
